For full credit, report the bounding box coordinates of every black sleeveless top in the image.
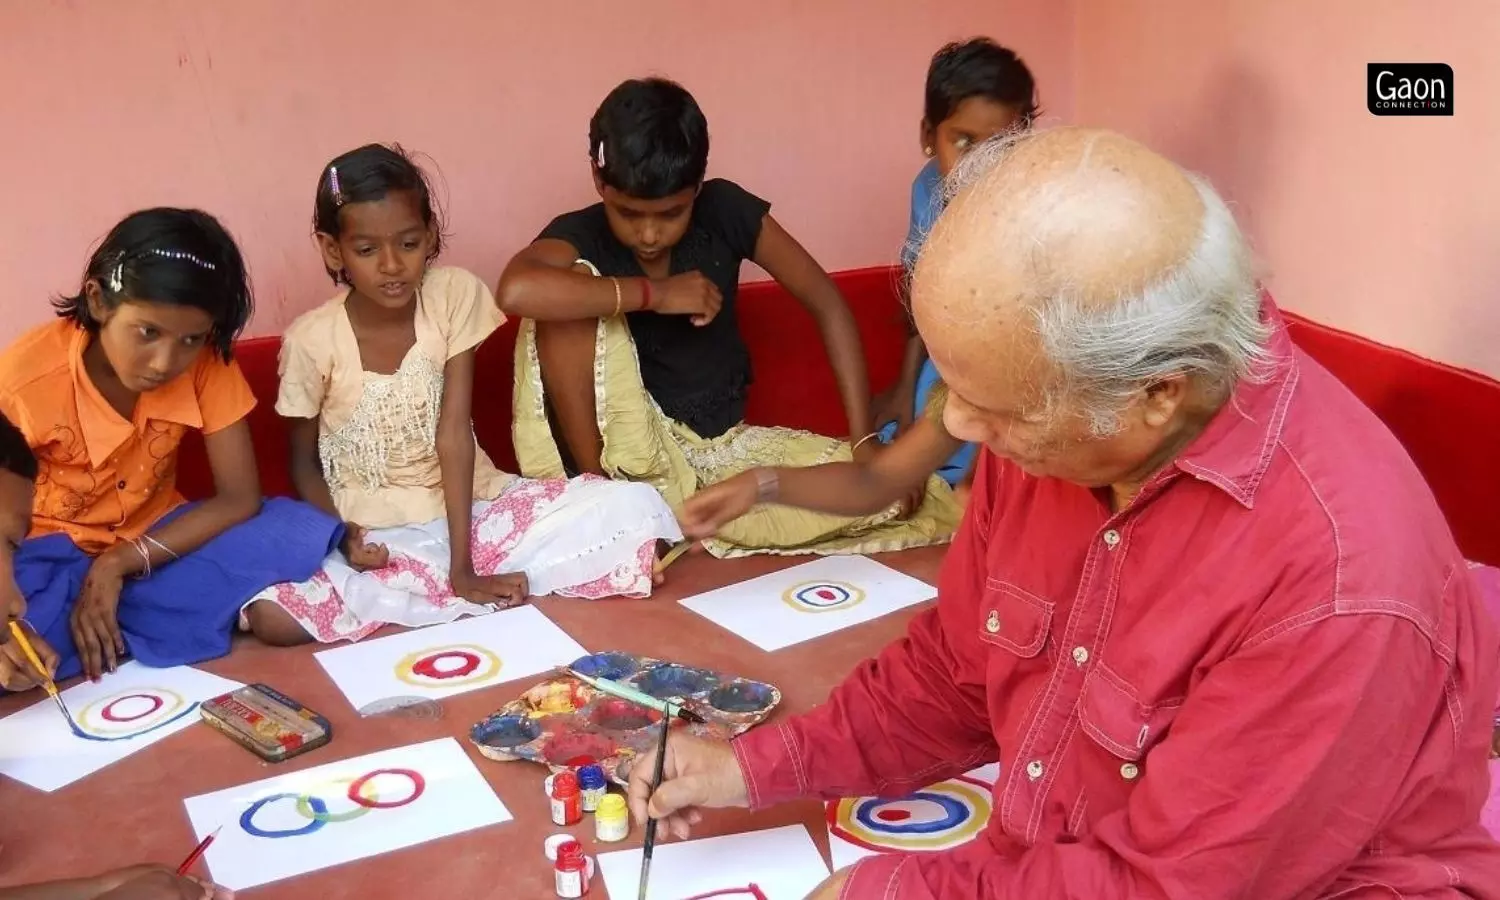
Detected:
[537,179,771,439]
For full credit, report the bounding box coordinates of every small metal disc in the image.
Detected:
[358,696,444,720]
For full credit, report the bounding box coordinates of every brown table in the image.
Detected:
[0,547,945,899]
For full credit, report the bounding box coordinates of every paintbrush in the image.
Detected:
[653,540,693,576]
[8,621,70,724]
[176,826,221,875]
[564,667,707,724]
[637,713,671,900]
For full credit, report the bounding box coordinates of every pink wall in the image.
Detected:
[0,0,1072,341]
[1073,0,1500,377]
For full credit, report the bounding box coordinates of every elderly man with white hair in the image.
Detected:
[632,127,1500,899]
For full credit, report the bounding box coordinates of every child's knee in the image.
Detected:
[534,318,599,376]
[244,600,313,647]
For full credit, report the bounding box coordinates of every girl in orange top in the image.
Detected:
[0,208,342,684]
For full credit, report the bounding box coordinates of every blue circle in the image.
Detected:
[240,792,328,839]
[853,791,968,835]
[794,584,852,607]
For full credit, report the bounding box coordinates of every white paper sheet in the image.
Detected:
[596,824,831,900]
[678,556,937,652]
[0,661,241,792]
[182,737,510,891]
[313,604,588,710]
[826,764,999,870]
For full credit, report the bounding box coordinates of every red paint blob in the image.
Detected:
[564,755,597,767]
[876,809,912,822]
[411,651,481,680]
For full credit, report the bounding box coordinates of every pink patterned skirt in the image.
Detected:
[245,476,681,643]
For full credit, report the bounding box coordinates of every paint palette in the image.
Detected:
[469,651,781,784]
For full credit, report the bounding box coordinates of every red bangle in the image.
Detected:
[639,279,653,311]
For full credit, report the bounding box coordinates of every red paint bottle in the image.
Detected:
[554,839,589,897]
[550,770,582,826]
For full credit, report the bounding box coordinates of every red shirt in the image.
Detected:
[734,307,1500,899]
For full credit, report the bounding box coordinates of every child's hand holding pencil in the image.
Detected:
[0,621,59,692]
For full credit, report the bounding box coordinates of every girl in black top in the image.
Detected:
[498,78,958,557]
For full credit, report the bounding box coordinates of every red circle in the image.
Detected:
[876,809,912,822]
[347,768,426,809]
[100,693,165,723]
[411,651,481,680]
[817,589,835,600]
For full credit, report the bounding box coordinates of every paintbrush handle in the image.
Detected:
[7,622,55,695]
[638,715,671,900]
[568,669,707,724]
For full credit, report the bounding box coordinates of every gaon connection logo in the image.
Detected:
[1367,63,1453,116]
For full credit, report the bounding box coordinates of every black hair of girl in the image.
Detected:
[51,208,254,362]
[0,411,38,483]
[589,78,710,200]
[313,143,446,285]
[924,38,1042,129]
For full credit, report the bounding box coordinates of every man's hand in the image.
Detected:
[89,865,231,899]
[626,731,749,840]
[451,570,529,609]
[339,524,389,572]
[677,475,760,540]
[653,273,723,326]
[803,868,852,900]
[70,556,127,681]
[0,624,57,692]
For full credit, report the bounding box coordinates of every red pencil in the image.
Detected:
[176,826,221,876]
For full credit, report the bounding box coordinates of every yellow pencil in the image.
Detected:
[652,540,694,576]
[8,621,71,724]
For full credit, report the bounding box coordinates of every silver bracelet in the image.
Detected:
[754,468,780,504]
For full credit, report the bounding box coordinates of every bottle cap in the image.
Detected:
[577,763,606,789]
[543,833,574,861]
[556,840,584,866]
[596,793,627,818]
[551,770,580,796]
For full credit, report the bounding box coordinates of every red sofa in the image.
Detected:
[175,266,1500,567]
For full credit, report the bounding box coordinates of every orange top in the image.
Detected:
[0,320,256,553]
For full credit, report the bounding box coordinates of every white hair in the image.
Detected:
[938,131,1274,436]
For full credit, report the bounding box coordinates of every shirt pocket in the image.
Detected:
[1077,662,1182,763]
[978,579,1055,658]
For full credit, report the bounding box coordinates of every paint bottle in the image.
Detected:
[577,764,607,812]
[594,793,629,842]
[550,770,582,826]
[554,840,589,898]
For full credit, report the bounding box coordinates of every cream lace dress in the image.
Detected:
[246,267,681,642]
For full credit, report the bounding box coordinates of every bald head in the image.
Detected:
[915,127,1204,338]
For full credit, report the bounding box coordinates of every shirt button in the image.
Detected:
[1103,529,1121,548]
[1026,760,1044,780]
[1120,763,1140,781]
[985,610,1001,633]
[1071,646,1090,665]
[116,480,127,490]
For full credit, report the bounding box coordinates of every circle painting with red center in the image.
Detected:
[781,580,866,614]
[75,688,189,738]
[395,644,502,689]
[827,774,991,852]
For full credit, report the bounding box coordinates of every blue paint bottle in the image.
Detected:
[577,764,607,813]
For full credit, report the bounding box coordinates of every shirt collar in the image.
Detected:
[1171,297,1300,509]
[69,327,204,467]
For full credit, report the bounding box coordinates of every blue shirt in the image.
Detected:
[901,159,943,273]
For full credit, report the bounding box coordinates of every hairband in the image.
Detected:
[104,249,217,294]
[329,165,344,206]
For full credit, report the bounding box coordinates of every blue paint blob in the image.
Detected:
[240,793,328,839]
[708,680,775,714]
[631,664,718,700]
[569,651,640,681]
[470,713,542,749]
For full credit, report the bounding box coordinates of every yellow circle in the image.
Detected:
[780,580,866,614]
[294,776,379,823]
[833,778,989,851]
[394,644,502,688]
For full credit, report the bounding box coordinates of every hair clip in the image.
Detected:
[329,165,344,206]
[106,261,125,293]
[145,249,217,270]
[594,141,606,169]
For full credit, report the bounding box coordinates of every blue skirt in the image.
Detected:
[878,358,977,486]
[15,498,343,681]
